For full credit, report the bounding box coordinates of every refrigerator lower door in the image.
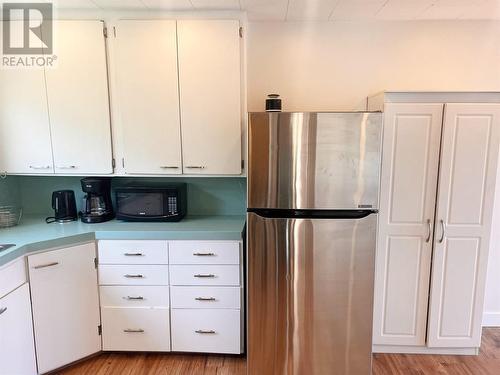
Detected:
[247,212,377,375]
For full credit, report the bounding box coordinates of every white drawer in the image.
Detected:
[98,240,168,264]
[171,309,241,354]
[169,241,240,265]
[0,258,27,299]
[169,265,240,286]
[100,286,169,308]
[99,265,169,286]
[101,307,170,351]
[171,286,241,309]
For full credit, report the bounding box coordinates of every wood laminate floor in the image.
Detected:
[58,328,500,375]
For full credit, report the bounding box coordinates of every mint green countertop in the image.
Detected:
[0,215,246,266]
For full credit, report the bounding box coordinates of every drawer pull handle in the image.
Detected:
[195,330,216,334]
[195,297,216,301]
[124,253,144,256]
[0,307,7,315]
[33,262,59,269]
[193,252,215,256]
[123,329,145,333]
[123,296,144,301]
[194,274,215,278]
[124,274,144,278]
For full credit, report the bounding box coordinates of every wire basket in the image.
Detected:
[0,206,22,228]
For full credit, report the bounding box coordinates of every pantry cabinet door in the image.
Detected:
[0,284,37,375]
[45,20,112,174]
[0,21,54,174]
[428,103,500,348]
[373,103,443,346]
[28,243,101,373]
[115,20,182,175]
[177,20,242,175]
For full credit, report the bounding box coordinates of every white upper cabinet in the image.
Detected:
[373,103,444,346]
[177,20,242,175]
[28,243,101,373]
[0,21,54,174]
[427,104,500,348]
[45,20,113,174]
[115,20,182,175]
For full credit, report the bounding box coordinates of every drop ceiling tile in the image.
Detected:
[190,0,240,10]
[416,3,475,19]
[48,0,99,9]
[376,0,435,20]
[243,0,289,21]
[330,0,386,20]
[92,0,147,9]
[460,0,500,19]
[286,0,339,21]
[141,0,193,10]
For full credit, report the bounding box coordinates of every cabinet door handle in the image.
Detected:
[439,220,446,243]
[194,274,215,278]
[29,165,51,170]
[186,166,206,169]
[195,297,216,301]
[426,219,432,243]
[195,330,216,334]
[33,262,59,269]
[57,165,77,169]
[124,253,144,256]
[0,307,7,315]
[124,274,144,278]
[123,329,144,333]
[193,252,215,256]
[160,166,179,169]
[123,296,144,301]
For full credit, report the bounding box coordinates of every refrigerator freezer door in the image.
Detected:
[247,211,377,375]
[248,112,382,210]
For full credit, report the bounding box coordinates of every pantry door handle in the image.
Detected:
[124,274,144,278]
[123,329,144,333]
[194,274,215,278]
[33,262,59,269]
[439,220,446,243]
[195,330,216,334]
[124,253,144,256]
[195,297,216,301]
[123,296,144,301]
[426,219,431,243]
[0,307,7,315]
[193,252,215,256]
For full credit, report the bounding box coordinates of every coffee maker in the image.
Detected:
[79,177,114,224]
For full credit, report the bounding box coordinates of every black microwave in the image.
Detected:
[115,185,187,222]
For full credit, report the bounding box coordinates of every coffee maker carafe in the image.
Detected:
[79,177,114,224]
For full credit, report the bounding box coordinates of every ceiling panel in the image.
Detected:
[91,0,147,9]
[330,0,386,20]
[286,0,339,21]
[376,0,435,20]
[51,0,98,8]
[141,0,193,10]
[243,0,289,21]
[190,0,240,10]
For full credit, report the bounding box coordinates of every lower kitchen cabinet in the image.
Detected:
[28,243,101,374]
[0,283,37,375]
[171,309,241,354]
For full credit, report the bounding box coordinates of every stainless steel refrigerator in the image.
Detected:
[247,112,383,375]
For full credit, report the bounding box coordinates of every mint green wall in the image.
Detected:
[0,176,20,206]
[16,176,246,216]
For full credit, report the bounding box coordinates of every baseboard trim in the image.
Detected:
[483,312,500,327]
[373,345,479,355]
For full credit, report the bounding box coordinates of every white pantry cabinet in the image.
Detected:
[177,20,242,175]
[370,92,500,354]
[0,21,54,174]
[46,21,113,174]
[114,20,182,175]
[28,243,101,373]
[0,284,37,375]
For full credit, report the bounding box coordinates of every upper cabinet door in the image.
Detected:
[177,20,242,175]
[428,104,500,348]
[115,20,182,175]
[45,21,112,174]
[373,103,443,346]
[0,21,54,174]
